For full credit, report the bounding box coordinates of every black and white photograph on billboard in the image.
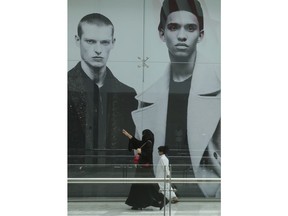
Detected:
[131,0,221,198]
[68,0,220,199]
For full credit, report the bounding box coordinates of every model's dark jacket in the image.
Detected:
[68,62,137,164]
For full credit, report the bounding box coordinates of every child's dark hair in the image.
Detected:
[158,145,169,154]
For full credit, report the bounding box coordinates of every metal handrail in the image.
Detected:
[67,177,221,184]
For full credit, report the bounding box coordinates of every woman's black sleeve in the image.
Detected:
[128,137,142,151]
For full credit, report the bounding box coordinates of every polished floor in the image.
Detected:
[68,201,220,216]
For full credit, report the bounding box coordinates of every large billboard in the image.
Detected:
[68,0,220,198]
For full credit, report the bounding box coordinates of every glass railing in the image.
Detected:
[68,164,220,200]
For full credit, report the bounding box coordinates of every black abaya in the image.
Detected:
[125,135,168,209]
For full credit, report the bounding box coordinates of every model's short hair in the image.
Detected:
[158,0,204,32]
[77,13,114,38]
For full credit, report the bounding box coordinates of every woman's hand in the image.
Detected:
[136,148,142,154]
[122,129,132,139]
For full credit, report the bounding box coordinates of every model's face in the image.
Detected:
[161,11,202,59]
[76,23,115,69]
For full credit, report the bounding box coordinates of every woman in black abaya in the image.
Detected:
[122,129,168,210]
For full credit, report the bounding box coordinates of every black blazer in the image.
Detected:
[68,62,137,161]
